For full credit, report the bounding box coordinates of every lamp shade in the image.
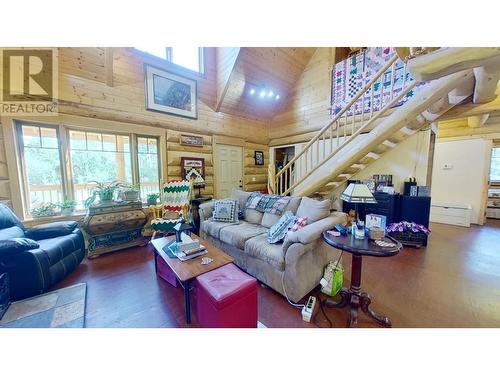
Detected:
[341,183,377,204]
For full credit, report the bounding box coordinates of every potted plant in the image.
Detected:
[387,221,431,248]
[31,203,58,218]
[122,183,141,202]
[146,193,160,206]
[84,181,124,208]
[57,199,77,215]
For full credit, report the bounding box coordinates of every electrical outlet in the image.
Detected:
[252,177,256,182]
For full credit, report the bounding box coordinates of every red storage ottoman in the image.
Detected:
[155,254,179,288]
[195,263,258,328]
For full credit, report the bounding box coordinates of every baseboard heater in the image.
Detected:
[430,203,471,227]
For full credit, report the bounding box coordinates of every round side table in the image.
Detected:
[322,231,402,328]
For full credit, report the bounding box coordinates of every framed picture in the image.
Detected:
[181,157,205,188]
[180,134,203,147]
[254,151,264,166]
[144,64,198,119]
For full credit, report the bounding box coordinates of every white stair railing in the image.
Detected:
[272,53,417,196]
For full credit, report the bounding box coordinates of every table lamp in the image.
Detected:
[173,220,194,243]
[341,183,377,237]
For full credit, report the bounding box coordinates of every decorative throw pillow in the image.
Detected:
[289,217,308,232]
[267,211,297,244]
[212,200,239,223]
[245,192,262,210]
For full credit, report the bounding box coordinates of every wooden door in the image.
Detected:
[215,144,243,198]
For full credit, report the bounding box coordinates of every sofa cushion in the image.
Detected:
[219,221,267,250]
[245,209,263,225]
[231,190,252,213]
[244,234,285,271]
[212,199,239,223]
[296,197,330,224]
[36,232,82,266]
[202,221,240,239]
[287,196,302,215]
[261,212,280,228]
[259,196,302,228]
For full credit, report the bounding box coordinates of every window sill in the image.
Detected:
[22,213,86,227]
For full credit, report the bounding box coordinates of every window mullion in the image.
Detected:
[131,133,139,186]
[59,125,74,202]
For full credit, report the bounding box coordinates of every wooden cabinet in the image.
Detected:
[82,201,148,258]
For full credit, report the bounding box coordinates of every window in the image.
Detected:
[69,130,133,209]
[491,147,500,182]
[137,136,161,200]
[16,121,162,217]
[134,47,204,73]
[17,124,64,213]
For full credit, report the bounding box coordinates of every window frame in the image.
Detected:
[13,120,163,218]
[490,146,500,183]
[133,47,205,75]
[15,121,67,217]
[66,127,135,209]
[135,134,162,200]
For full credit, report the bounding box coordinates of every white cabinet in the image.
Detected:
[430,204,471,227]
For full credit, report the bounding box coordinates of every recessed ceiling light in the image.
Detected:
[275,94,280,100]
[259,90,266,98]
[268,91,274,97]
[249,88,255,95]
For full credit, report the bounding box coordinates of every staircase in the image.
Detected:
[268,47,500,199]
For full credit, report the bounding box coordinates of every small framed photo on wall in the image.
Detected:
[254,151,264,166]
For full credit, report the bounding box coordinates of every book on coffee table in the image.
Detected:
[166,241,208,262]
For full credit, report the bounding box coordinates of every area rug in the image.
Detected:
[0,283,86,328]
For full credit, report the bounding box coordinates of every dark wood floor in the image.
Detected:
[55,219,500,328]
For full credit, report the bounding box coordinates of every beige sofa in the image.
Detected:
[199,190,347,303]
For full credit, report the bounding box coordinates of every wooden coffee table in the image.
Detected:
[150,234,233,324]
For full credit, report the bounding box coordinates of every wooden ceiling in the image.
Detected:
[216,47,317,121]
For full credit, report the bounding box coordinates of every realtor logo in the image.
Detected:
[0,48,58,115]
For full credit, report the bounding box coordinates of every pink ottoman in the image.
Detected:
[195,263,258,328]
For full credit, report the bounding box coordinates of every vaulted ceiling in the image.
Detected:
[215,47,317,121]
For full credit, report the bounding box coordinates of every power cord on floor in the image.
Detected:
[281,272,305,309]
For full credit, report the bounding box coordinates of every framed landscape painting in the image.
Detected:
[145,65,198,119]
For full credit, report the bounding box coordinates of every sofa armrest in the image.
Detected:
[25,221,79,241]
[285,213,347,246]
[198,201,214,222]
[0,238,39,258]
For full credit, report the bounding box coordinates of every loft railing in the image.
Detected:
[271,53,417,196]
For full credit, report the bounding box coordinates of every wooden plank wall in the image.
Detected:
[166,130,269,195]
[0,47,273,205]
[244,142,269,192]
[57,47,270,144]
[166,130,215,196]
[269,48,336,144]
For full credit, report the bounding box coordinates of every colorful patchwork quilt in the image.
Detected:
[331,47,428,116]
[245,192,292,216]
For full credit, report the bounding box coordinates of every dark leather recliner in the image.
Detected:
[0,204,85,301]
